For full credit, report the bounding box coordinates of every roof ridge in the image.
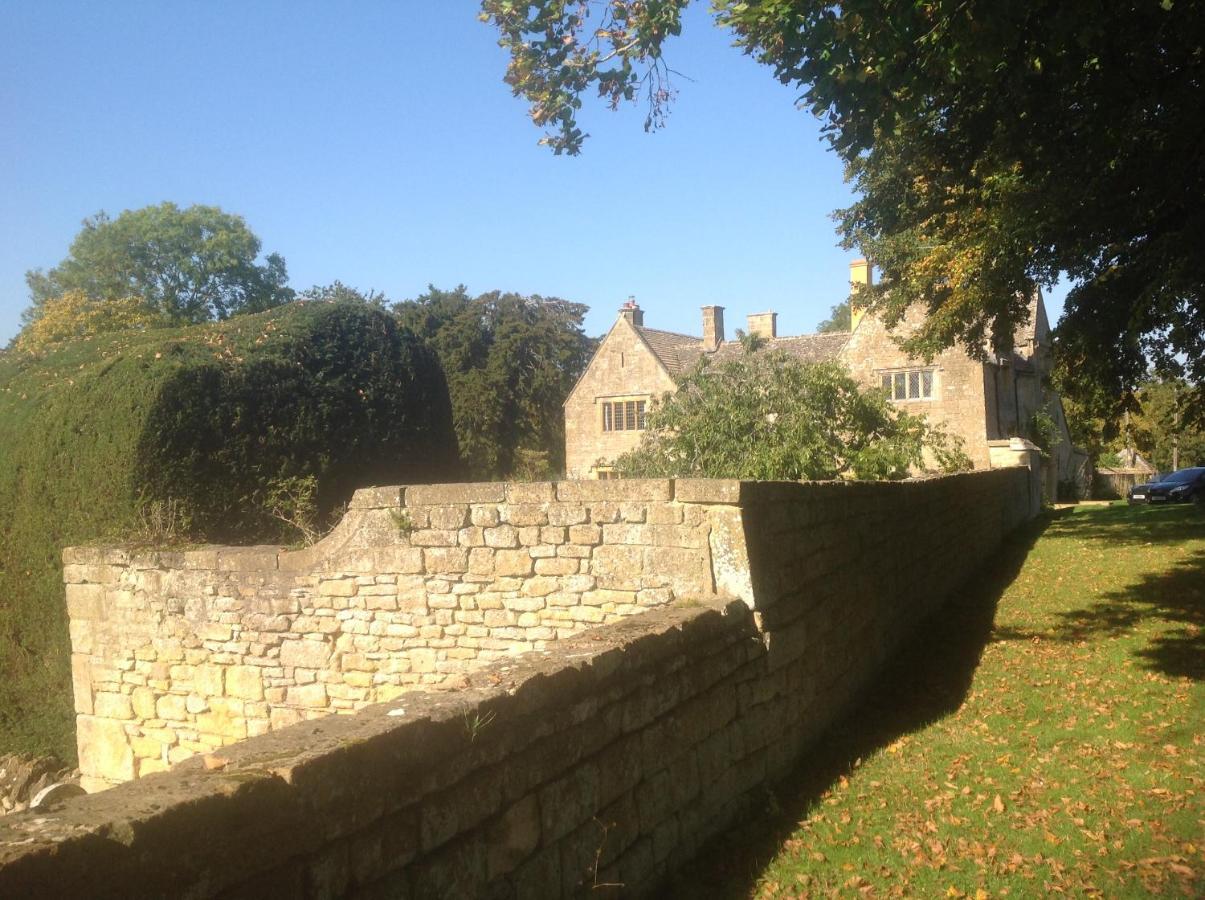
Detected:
[637,326,700,342]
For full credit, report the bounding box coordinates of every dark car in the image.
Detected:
[1128,472,1168,504]
[1146,466,1205,503]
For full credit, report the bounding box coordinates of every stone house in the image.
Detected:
[564,261,1088,492]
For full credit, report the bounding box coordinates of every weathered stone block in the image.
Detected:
[286,682,328,709]
[407,482,505,506]
[77,715,134,782]
[348,485,403,509]
[534,557,577,576]
[130,686,157,720]
[374,546,425,574]
[65,583,105,620]
[225,665,264,701]
[279,639,332,670]
[486,792,542,878]
[93,691,133,720]
[494,549,533,577]
[424,547,470,574]
[318,579,358,597]
[410,529,459,547]
[503,504,549,527]
[483,525,519,549]
[591,545,643,590]
[556,479,673,502]
[70,654,93,715]
[156,693,186,720]
[428,505,469,530]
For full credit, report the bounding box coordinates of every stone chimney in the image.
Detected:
[702,306,725,351]
[849,259,873,331]
[746,311,777,340]
[618,297,643,327]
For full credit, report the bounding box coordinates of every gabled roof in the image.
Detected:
[635,326,849,380]
[633,327,702,376]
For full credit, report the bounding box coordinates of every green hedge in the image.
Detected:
[0,302,458,761]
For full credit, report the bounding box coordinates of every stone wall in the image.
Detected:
[2,469,1037,898]
[65,479,744,790]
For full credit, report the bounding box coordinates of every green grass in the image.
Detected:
[671,502,1203,898]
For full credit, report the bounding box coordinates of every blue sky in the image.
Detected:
[0,1,1064,346]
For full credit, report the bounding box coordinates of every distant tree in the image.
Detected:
[25,203,294,325]
[1129,378,1204,472]
[299,281,388,307]
[483,0,1204,417]
[394,286,594,478]
[816,300,850,334]
[616,354,970,480]
[10,290,166,354]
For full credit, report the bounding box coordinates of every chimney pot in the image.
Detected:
[702,306,725,351]
[618,297,644,327]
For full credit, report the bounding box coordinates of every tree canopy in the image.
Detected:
[394,286,595,478]
[482,0,1204,412]
[25,202,294,324]
[816,300,850,334]
[616,354,969,480]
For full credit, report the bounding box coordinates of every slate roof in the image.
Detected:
[635,326,849,380]
[633,327,707,377]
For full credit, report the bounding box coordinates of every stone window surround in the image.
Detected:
[878,366,938,401]
[600,396,648,431]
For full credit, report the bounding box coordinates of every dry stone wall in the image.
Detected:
[2,468,1037,898]
[65,480,742,791]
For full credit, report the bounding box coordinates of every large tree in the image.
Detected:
[25,202,294,324]
[394,286,594,478]
[616,354,969,480]
[482,0,1204,414]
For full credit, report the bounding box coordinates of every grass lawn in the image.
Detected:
[670,502,1203,898]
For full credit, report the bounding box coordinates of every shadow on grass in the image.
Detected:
[994,547,1204,681]
[1041,502,1205,547]
[664,514,1054,899]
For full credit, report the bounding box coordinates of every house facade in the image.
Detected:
[564,262,1088,491]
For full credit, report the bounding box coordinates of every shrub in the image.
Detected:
[0,301,458,759]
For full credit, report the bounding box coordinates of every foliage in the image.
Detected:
[483,0,1204,412]
[815,299,850,334]
[298,281,388,307]
[394,286,594,478]
[10,291,167,354]
[1126,378,1205,472]
[675,504,1204,897]
[263,475,321,546]
[1026,409,1061,455]
[25,202,294,325]
[0,302,457,760]
[615,354,970,480]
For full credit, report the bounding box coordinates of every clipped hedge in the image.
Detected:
[0,302,458,760]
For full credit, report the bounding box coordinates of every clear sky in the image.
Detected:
[0,1,1065,346]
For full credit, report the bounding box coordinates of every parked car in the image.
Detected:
[1128,473,1167,504]
[1145,466,1205,503]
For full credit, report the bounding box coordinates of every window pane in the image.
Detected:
[625,401,636,430]
[894,373,906,399]
[908,371,920,398]
[637,401,647,430]
[603,403,612,431]
[921,371,933,397]
[881,374,892,393]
